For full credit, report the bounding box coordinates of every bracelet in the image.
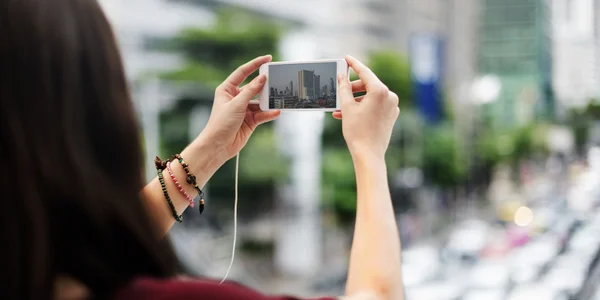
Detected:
[172,154,205,214]
[166,161,195,208]
[155,156,183,223]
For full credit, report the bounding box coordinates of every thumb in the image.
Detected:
[234,74,267,106]
[337,74,354,108]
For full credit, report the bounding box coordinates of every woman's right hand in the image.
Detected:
[333,55,400,159]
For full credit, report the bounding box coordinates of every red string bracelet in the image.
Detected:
[166,161,195,208]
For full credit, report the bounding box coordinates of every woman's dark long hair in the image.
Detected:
[0,0,179,298]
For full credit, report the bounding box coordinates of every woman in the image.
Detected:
[0,0,402,299]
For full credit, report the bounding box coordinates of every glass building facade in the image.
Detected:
[479,0,554,127]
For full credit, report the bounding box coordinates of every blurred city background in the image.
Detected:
[99,0,600,299]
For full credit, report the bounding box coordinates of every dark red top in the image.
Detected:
[114,277,336,300]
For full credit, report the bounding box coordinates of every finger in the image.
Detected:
[351,80,366,93]
[224,55,272,87]
[248,103,261,112]
[388,91,399,106]
[337,74,355,108]
[355,95,365,102]
[332,111,343,120]
[235,74,266,105]
[253,109,281,125]
[345,55,385,93]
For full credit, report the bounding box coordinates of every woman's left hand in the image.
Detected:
[199,55,280,160]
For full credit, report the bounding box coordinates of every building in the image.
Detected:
[313,74,321,98]
[289,80,294,96]
[329,77,335,96]
[553,0,600,111]
[478,0,554,127]
[298,69,315,100]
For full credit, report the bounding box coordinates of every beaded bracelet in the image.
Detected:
[172,154,205,214]
[155,156,183,223]
[166,161,195,208]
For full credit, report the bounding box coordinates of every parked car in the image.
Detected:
[541,253,588,298]
[507,283,568,300]
[404,281,462,300]
[509,235,560,284]
[401,245,441,288]
[462,289,504,300]
[442,220,489,264]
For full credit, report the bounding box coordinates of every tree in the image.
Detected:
[162,9,281,86]
[368,51,413,108]
[421,124,467,188]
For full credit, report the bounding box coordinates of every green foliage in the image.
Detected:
[159,100,194,157]
[422,124,467,187]
[161,9,281,85]
[239,126,288,182]
[478,123,549,167]
[583,99,600,119]
[160,63,224,87]
[565,99,599,155]
[321,148,357,219]
[388,110,425,169]
[367,50,413,108]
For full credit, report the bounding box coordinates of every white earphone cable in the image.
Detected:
[220,152,239,284]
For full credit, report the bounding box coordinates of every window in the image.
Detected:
[506,6,535,23]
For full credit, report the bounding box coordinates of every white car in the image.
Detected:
[467,261,510,290]
[401,245,441,288]
[541,253,587,296]
[509,235,561,284]
[568,225,600,261]
[443,220,489,263]
[462,289,505,300]
[507,283,565,300]
[404,281,463,300]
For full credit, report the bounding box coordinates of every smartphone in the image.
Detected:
[259,59,348,111]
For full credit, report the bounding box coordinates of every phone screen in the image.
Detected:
[268,62,337,109]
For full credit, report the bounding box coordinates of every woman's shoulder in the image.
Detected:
[113,276,337,300]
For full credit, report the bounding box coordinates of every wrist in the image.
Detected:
[349,147,386,164]
[181,133,227,185]
[351,150,387,170]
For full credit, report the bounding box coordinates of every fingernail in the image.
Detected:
[258,74,266,83]
[338,74,344,82]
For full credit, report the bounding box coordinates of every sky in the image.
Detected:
[268,62,337,94]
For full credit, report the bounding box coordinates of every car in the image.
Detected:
[509,235,561,284]
[567,225,600,260]
[541,253,587,297]
[442,220,489,264]
[462,289,505,300]
[467,260,510,290]
[404,281,463,300]
[529,205,559,234]
[507,283,567,300]
[401,245,441,288]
